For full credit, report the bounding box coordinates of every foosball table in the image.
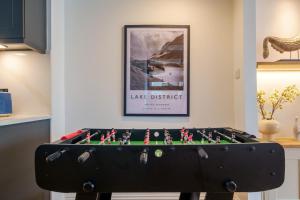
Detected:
[35,128,285,200]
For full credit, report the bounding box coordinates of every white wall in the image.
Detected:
[50,1,259,200]
[0,51,50,116]
[63,0,235,132]
[256,0,300,137]
[257,0,300,62]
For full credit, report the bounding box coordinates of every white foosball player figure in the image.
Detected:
[106,131,111,144]
[293,116,300,140]
[86,133,91,144]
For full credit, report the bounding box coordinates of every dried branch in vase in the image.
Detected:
[257,85,300,120]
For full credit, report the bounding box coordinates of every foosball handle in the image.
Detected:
[140,148,148,165]
[46,149,67,163]
[224,180,237,192]
[82,181,95,193]
[78,149,95,164]
[197,147,208,159]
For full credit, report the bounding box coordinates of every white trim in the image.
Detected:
[50,0,66,199]
[50,0,66,141]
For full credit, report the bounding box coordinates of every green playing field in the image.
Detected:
[87,140,230,145]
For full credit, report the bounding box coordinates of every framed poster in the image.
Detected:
[124,25,190,116]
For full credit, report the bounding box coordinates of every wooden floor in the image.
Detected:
[236,193,248,200]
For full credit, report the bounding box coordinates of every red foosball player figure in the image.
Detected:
[183,131,189,144]
[86,133,91,144]
[106,131,111,144]
[181,127,185,132]
[100,134,105,144]
[111,133,116,142]
[144,136,150,145]
[145,131,150,137]
[146,128,150,135]
[111,129,116,142]
[180,127,185,141]
[188,133,193,144]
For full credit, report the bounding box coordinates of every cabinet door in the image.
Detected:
[0,120,50,200]
[24,0,47,53]
[0,0,23,40]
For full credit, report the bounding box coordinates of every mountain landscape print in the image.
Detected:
[129,29,185,90]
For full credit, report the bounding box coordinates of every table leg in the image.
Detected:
[179,192,200,200]
[75,193,99,200]
[99,193,112,200]
[75,193,112,200]
[205,192,234,200]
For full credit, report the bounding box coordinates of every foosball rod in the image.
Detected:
[76,132,100,144]
[213,130,240,143]
[196,130,216,143]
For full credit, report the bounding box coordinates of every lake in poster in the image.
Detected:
[124,25,190,116]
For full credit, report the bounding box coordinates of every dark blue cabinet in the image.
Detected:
[0,0,23,41]
[0,0,48,53]
[0,120,50,200]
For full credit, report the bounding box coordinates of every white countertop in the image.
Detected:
[0,114,51,126]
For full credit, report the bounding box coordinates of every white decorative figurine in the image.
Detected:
[293,116,300,140]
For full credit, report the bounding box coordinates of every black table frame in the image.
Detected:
[35,128,285,200]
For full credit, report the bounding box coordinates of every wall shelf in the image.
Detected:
[257,61,300,71]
